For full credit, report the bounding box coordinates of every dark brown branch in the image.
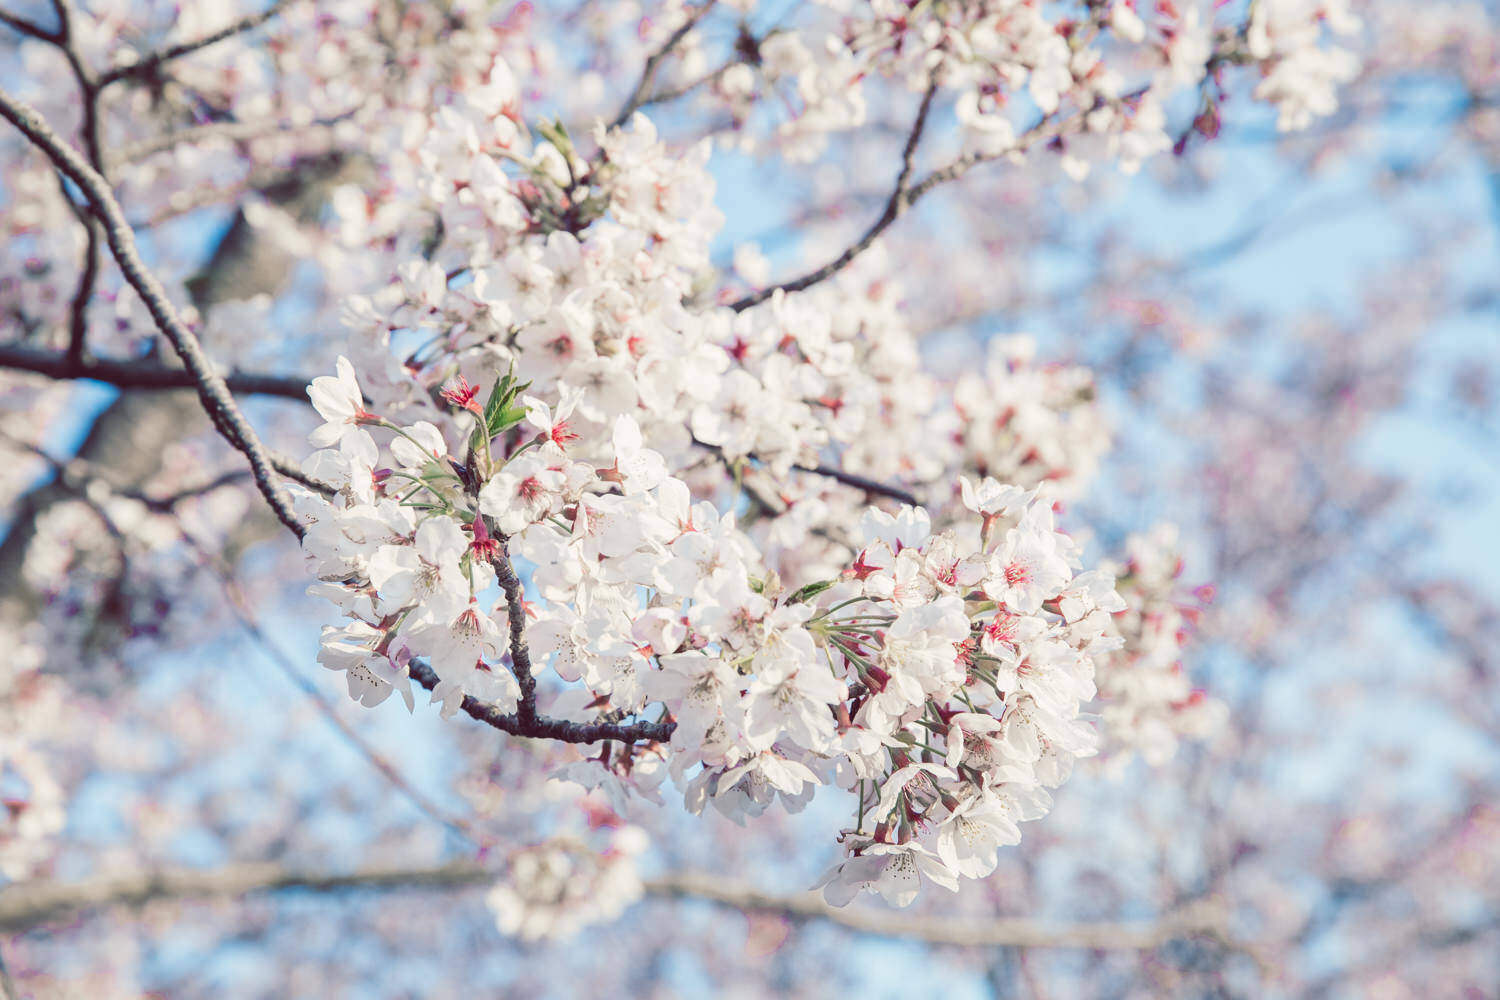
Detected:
[730,79,941,312]
[407,661,675,745]
[793,462,919,507]
[0,6,57,43]
[0,88,304,538]
[0,343,313,398]
[46,0,105,364]
[489,541,539,721]
[692,436,920,508]
[610,1,717,129]
[96,0,294,88]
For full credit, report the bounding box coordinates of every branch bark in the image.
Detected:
[0,343,313,399]
[0,88,304,537]
[406,661,676,746]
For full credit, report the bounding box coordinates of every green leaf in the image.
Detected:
[468,369,534,456]
[788,579,838,605]
[536,118,573,159]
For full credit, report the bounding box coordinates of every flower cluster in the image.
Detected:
[298,334,1132,905]
[486,826,648,941]
[1095,524,1226,770]
[673,0,1361,176]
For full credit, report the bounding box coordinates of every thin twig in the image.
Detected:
[730,78,941,312]
[181,529,484,849]
[692,436,921,509]
[114,115,345,164]
[0,88,304,537]
[39,0,107,365]
[793,462,919,507]
[268,452,334,496]
[729,35,1249,312]
[610,1,718,129]
[96,0,295,88]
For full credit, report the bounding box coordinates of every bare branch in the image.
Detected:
[407,661,676,746]
[0,343,313,398]
[729,36,1252,312]
[0,862,1228,952]
[0,6,58,43]
[0,861,491,933]
[0,88,304,537]
[651,872,1230,951]
[96,0,295,88]
[35,0,107,364]
[610,1,718,129]
[730,78,941,312]
[793,462,919,508]
[693,436,921,509]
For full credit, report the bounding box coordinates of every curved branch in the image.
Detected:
[610,1,718,129]
[407,661,675,745]
[730,78,941,312]
[793,462,919,508]
[692,436,920,508]
[0,88,305,537]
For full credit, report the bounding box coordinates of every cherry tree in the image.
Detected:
[0,0,1496,996]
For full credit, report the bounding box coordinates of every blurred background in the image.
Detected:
[1,1,1498,997]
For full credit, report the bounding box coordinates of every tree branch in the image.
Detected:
[95,0,294,88]
[729,36,1249,312]
[0,862,1228,952]
[0,87,304,537]
[0,861,490,933]
[0,6,58,43]
[489,541,539,722]
[692,436,921,508]
[650,872,1229,951]
[730,78,941,312]
[407,661,675,746]
[0,342,314,398]
[610,1,717,129]
[34,0,107,365]
[792,462,919,508]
